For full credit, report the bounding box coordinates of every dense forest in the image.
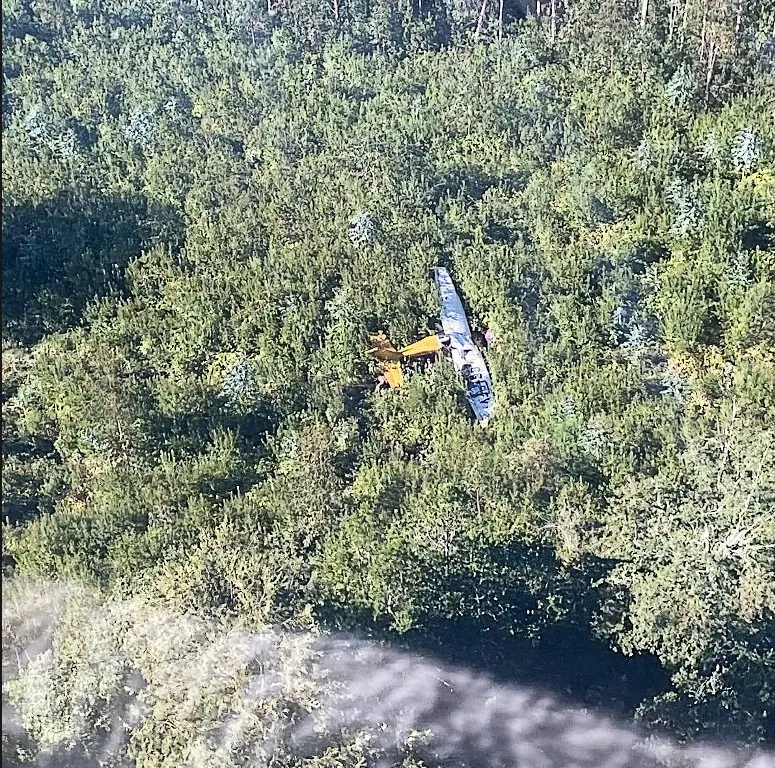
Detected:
[2,0,774,764]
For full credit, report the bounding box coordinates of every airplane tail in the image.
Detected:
[368,332,444,390]
[368,332,443,360]
[368,332,403,361]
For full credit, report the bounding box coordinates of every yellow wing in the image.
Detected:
[383,362,404,388]
[400,334,443,357]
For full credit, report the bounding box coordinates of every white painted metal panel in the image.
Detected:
[433,267,496,424]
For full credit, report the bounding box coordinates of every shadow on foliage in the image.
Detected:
[2,192,183,344]
[410,617,671,723]
[317,539,671,722]
[742,220,773,254]
[482,219,519,245]
[430,168,527,208]
[1,435,62,527]
[632,240,670,273]
[421,545,670,718]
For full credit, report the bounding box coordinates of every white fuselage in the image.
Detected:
[433,267,495,423]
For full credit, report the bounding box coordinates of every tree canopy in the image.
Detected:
[2,0,775,763]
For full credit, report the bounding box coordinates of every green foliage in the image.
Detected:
[3,0,775,758]
[3,581,427,768]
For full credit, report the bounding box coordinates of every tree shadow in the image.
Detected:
[2,192,183,344]
[742,220,773,254]
[417,545,670,718]
[316,540,671,723]
[1,434,63,527]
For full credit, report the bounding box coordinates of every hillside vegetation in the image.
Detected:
[2,0,775,763]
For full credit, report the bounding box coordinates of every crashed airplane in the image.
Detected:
[369,266,496,425]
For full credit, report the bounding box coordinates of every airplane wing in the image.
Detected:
[433,266,472,339]
[432,267,496,425]
[367,270,496,423]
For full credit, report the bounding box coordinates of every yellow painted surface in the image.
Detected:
[400,334,443,357]
[384,363,404,388]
